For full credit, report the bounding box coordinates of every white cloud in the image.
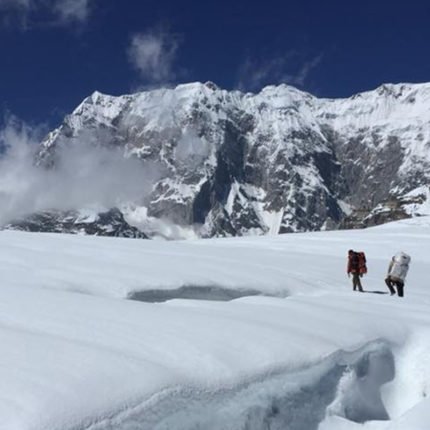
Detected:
[0,117,161,225]
[128,28,179,84]
[238,52,323,91]
[0,0,31,9]
[53,0,92,24]
[0,0,94,26]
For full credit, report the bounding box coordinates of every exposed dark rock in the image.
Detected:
[5,208,147,238]
[340,192,427,229]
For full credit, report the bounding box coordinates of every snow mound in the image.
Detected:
[85,341,394,430]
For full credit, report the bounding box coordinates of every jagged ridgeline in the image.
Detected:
[9,81,430,238]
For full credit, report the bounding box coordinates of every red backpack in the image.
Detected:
[357,252,367,274]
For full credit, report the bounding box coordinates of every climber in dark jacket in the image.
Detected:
[347,249,364,292]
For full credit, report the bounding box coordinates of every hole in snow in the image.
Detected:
[128,285,270,303]
[326,345,395,423]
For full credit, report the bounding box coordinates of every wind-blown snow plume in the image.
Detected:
[0,117,160,225]
[174,127,211,168]
[237,52,323,91]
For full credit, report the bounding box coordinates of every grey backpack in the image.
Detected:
[389,252,411,281]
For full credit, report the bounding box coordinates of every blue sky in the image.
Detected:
[1,0,430,127]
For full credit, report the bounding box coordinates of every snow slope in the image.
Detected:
[0,217,430,429]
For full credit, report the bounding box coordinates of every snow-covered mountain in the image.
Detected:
[24,82,430,237]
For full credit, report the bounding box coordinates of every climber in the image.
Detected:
[385,252,411,297]
[347,249,367,292]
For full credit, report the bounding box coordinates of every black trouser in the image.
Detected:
[352,273,363,291]
[385,278,404,297]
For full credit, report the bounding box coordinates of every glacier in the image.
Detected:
[1,216,430,429]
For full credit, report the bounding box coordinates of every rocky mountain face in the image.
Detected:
[340,186,430,229]
[6,208,147,238]
[11,81,430,238]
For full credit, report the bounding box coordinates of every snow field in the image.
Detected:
[0,217,430,429]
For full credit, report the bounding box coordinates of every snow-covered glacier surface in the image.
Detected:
[1,217,430,429]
